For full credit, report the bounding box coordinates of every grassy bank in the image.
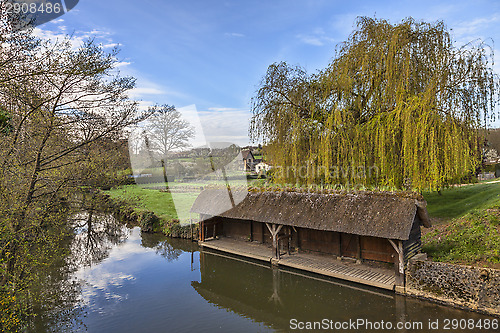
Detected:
[423,181,500,220]
[106,184,200,224]
[422,181,500,268]
[107,185,178,220]
[422,209,500,267]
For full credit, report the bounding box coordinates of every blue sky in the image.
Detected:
[37,0,500,145]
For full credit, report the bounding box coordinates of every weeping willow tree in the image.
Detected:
[250,17,499,191]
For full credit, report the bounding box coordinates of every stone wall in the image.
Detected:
[406,259,500,316]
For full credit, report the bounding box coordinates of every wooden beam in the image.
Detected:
[398,241,404,273]
[201,220,205,242]
[388,239,405,273]
[388,239,398,253]
[389,239,405,287]
[266,223,283,258]
[356,235,361,260]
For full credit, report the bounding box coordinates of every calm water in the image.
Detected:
[67,217,497,333]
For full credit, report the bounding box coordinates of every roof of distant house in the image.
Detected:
[241,150,254,159]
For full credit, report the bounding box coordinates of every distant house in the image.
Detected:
[241,150,255,171]
[484,147,500,165]
[255,162,271,174]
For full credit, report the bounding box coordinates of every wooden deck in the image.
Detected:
[200,238,396,291]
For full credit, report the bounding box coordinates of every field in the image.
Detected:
[107,185,179,220]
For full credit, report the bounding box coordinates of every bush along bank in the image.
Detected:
[95,191,199,240]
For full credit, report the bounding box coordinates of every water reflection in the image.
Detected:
[70,209,129,268]
[63,216,497,333]
[31,202,129,332]
[141,233,198,262]
[193,250,496,332]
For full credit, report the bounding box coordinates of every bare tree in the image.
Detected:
[145,104,195,158]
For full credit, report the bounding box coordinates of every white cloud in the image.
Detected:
[198,108,251,146]
[208,107,244,112]
[128,87,166,99]
[296,28,335,46]
[136,100,155,111]
[114,61,132,68]
[103,43,119,49]
[452,15,500,37]
[225,32,245,38]
[33,26,116,50]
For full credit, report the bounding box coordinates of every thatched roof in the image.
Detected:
[191,189,431,241]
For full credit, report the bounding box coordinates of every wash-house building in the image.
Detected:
[191,189,431,286]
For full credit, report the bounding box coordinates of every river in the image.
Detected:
[50,213,498,332]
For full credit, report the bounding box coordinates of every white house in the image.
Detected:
[255,162,272,174]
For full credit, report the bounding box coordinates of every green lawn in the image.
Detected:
[107,185,202,224]
[422,180,500,267]
[423,181,500,220]
[107,185,178,220]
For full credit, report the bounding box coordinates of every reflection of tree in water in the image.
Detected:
[69,205,129,269]
[141,233,197,262]
[27,212,85,332]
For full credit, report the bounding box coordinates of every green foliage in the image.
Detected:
[423,210,500,265]
[251,17,499,190]
[138,211,161,233]
[107,185,178,220]
[0,13,148,329]
[0,106,11,135]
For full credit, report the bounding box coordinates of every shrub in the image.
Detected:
[138,211,161,233]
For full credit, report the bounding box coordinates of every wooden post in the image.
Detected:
[200,220,204,242]
[296,227,300,250]
[272,224,277,258]
[266,223,283,259]
[250,221,253,242]
[389,239,405,287]
[356,235,361,260]
[287,227,291,255]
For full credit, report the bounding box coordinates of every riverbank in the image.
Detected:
[422,181,500,269]
[96,190,199,240]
